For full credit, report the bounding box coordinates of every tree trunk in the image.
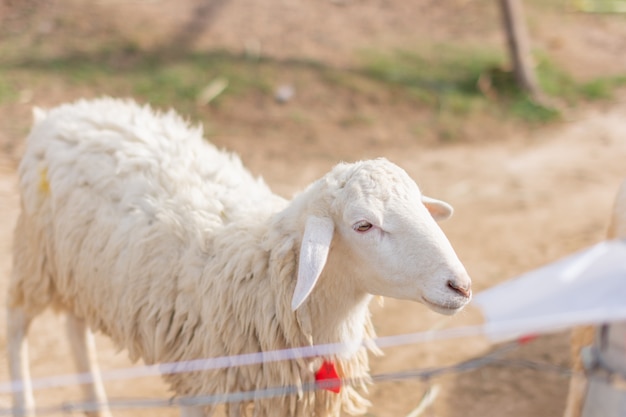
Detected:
[498,0,543,102]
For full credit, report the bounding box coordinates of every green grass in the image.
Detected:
[1,41,625,142]
[359,46,626,126]
[0,72,16,103]
[2,48,275,116]
[358,46,561,123]
[535,54,626,101]
[360,46,501,95]
[580,75,626,99]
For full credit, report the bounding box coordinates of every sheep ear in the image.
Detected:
[292,215,334,311]
[422,195,454,221]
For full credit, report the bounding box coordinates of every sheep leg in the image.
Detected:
[66,314,112,417]
[7,307,35,417]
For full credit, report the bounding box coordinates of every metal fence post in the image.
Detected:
[582,322,626,416]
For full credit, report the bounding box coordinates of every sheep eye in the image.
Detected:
[353,221,373,232]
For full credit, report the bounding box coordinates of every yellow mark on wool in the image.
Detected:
[38,167,50,195]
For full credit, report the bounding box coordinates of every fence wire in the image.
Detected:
[0,324,580,416]
[0,324,490,396]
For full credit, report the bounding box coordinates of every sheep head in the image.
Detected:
[292,158,471,316]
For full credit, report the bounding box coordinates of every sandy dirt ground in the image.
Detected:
[1,1,626,416]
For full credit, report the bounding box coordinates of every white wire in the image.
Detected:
[0,324,487,395]
[0,335,573,417]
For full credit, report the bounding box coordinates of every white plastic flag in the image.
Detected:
[473,240,626,341]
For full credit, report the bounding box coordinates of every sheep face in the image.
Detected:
[293,159,471,316]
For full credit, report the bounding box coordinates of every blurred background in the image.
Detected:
[0,0,626,416]
[1,0,625,168]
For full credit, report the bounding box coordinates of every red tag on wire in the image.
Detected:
[315,360,341,393]
[518,334,538,345]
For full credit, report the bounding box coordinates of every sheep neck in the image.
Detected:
[304,246,374,350]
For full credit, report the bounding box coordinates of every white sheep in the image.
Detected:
[563,178,626,417]
[7,98,472,417]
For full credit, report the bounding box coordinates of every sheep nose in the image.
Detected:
[447,279,472,298]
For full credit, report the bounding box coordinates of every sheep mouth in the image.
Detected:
[421,296,466,316]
